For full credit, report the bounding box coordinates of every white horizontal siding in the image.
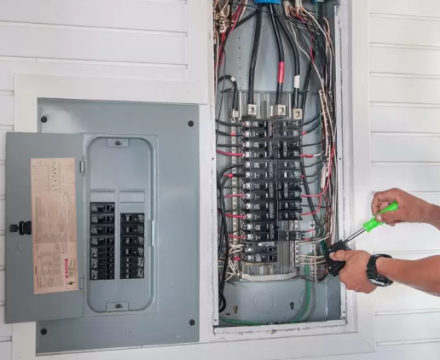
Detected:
[376,312,440,343]
[370,46,440,76]
[367,0,440,354]
[0,24,186,65]
[370,16,440,48]
[370,76,440,105]
[371,105,440,133]
[0,58,186,91]
[370,223,440,252]
[372,164,440,191]
[375,285,440,314]
[0,0,187,33]
[370,0,440,18]
[371,134,440,162]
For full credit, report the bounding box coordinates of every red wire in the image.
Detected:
[217,149,244,157]
[302,194,322,216]
[229,234,246,239]
[225,213,246,219]
[225,194,245,198]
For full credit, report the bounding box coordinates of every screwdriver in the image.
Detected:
[324,202,399,276]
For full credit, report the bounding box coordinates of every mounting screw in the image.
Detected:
[188,121,194,127]
[115,141,121,146]
[115,303,122,309]
[40,116,48,123]
[40,328,48,335]
[189,319,196,326]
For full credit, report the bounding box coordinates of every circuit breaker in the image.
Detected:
[5,101,200,353]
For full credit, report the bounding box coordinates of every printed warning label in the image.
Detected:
[31,158,78,294]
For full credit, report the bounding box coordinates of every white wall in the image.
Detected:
[1,0,440,359]
[0,0,189,357]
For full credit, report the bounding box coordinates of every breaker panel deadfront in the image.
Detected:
[5,102,200,353]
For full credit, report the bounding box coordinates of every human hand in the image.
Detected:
[371,188,432,226]
[330,250,376,294]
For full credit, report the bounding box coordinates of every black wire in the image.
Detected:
[275,4,300,107]
[235,9,258,29]
[216,50,228,145]
[216,118,240,127]
[248,7,263,105]
[269,4,284,105]
[301,141,323,148]
[217,144,242,148]
[218,180,230,313]
[301,113,320,127]
[218,75,238,111]
[303,117,321,133]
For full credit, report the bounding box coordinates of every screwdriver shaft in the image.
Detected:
[343,228,366,244]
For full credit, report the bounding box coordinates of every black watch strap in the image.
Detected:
[367,254,393,287]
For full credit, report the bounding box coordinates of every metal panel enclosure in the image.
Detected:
[35,100,200,353]
[5,133,85,323]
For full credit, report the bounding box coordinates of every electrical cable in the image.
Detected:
[275,4,300,107]
[247,7,263,105]
[269,4,285,105]
[218,75,239,111]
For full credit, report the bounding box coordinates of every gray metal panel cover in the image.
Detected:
[36,100,199,352]
[5,133,84,323]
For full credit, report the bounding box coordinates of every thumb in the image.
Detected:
[330,250,354,262]
[376,209,403,224]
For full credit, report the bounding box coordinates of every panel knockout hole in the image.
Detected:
[188,121,194,127]
[40,116,48,123]
[189,319,196,326]
[40,328,48,335]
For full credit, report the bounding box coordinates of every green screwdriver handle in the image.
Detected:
[363,202,399,233]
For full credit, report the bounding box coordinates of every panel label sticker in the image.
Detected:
[31,158,78,294]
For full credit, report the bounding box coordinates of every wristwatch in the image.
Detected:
[366,254,393,287]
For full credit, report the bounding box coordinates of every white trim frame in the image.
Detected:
[11,0,377,359]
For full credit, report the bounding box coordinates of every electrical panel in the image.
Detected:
[215,0,344,326]
[5,102,200,353]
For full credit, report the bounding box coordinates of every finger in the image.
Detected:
[376,209,405,224]
[372,189,399,215]
[379,201,390,211]
[330,250,354,262]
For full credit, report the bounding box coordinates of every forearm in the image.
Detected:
[426,203,440,230]
[377,256,440,296]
